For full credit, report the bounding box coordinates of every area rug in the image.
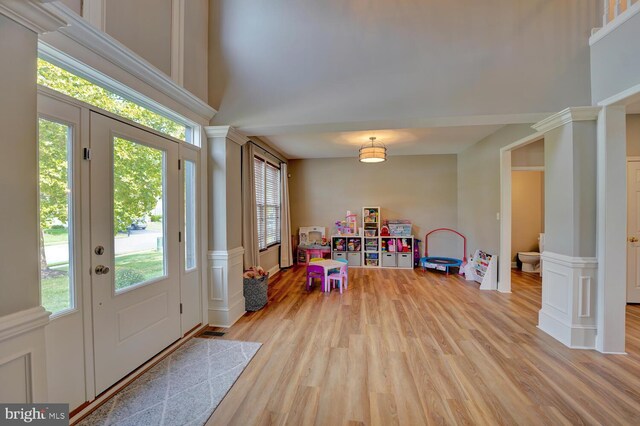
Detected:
[77,338,261,426]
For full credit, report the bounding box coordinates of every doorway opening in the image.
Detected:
[499,132,545,293]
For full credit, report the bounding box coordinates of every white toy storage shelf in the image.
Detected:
[330,206,414,269]
[464,250,498,290]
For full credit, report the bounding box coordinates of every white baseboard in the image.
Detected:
[267,265,280,277]
[511,261,517,268]
[538,310,597,349]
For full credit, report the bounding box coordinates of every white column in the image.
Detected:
[205,126,248,327]
[533,107,600,349]
[0,1,67,403]
[596,105,627,353]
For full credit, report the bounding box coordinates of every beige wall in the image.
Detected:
[105,0,173,76]
[0,15,40,316]
[289,155,459,258]
[627,115,640,157]
[60,0,82,15]
[511,171,544,261]
[259,246,280,273]
[184,0,209,102]
[512,139,544,168]
[457,124,537,257]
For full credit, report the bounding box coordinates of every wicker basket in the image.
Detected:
[243,273,269,311]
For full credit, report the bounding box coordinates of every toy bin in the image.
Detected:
[389,223,412,236]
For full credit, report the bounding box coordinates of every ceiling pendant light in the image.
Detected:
[359,136,387,163]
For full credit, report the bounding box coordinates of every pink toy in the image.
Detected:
[388,239,396,252]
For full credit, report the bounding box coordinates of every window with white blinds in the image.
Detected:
[254,156,281,250]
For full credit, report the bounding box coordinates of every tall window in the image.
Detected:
[39,118,74,314]
[254,157,281,250]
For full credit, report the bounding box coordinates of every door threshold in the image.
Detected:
[71,323,206,424]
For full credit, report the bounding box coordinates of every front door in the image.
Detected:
[90,112,181,394]
[627,161,640,303]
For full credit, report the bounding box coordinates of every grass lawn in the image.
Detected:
[42,250,164,314]
[43,230,69,246]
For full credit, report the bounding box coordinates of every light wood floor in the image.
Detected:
[207,267,640,425]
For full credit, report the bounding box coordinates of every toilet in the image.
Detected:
[518,233,545,274]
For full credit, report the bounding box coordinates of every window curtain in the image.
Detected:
[242,143,259,269]
[280,162,293,268]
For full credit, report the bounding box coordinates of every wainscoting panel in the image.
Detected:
[538,252,598,349]
[0,306,49,402]
[207,247,245,327]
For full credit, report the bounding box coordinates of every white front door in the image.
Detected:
[90,112,181,394]
[627,161,640,303]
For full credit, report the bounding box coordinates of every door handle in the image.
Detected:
[629,237,639,243]
[95,265,110,275]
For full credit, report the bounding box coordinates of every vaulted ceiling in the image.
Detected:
[208,0,601,158]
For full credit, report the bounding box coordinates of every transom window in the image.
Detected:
[37,58,193,144]
[254,157,281,250]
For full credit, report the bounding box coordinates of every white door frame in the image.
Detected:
[499,131,544,293]
[627,157,640,303]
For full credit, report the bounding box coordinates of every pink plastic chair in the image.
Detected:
[328,264,348,293]
[306,264,326,292]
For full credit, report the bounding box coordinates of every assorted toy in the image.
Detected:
[335,211,358,235]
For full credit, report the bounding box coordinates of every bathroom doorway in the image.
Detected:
[511,140,545,276]
[499,134,545,292]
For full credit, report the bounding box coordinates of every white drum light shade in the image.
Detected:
[359,137,387,163]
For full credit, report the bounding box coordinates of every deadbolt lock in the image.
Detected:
[95,245,105,255]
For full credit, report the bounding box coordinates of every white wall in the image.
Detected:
[457,124,537,256]
[289,155,459,258]
[591,11,640,104]
[209,0,599,130]
[0,15,40,316]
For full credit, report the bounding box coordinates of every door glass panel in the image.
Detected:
[184,160,197,271]
[113,137,166,291]
[38,118,74,314]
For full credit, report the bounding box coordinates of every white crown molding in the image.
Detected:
[39,1,216,122]
[541,251,598,268]
[208,247,245,260]
[589,0,640,46]
[0,0,67,34]
[0,306,50,343]
[205,126,250,146]
[532,107,601,133]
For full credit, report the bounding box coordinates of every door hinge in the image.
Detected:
[178,159,181,170]
[178,231,182,243]
[83,148,92,160]
[180,303,183,314]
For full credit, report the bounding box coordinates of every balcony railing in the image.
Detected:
[603,0,638,25]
